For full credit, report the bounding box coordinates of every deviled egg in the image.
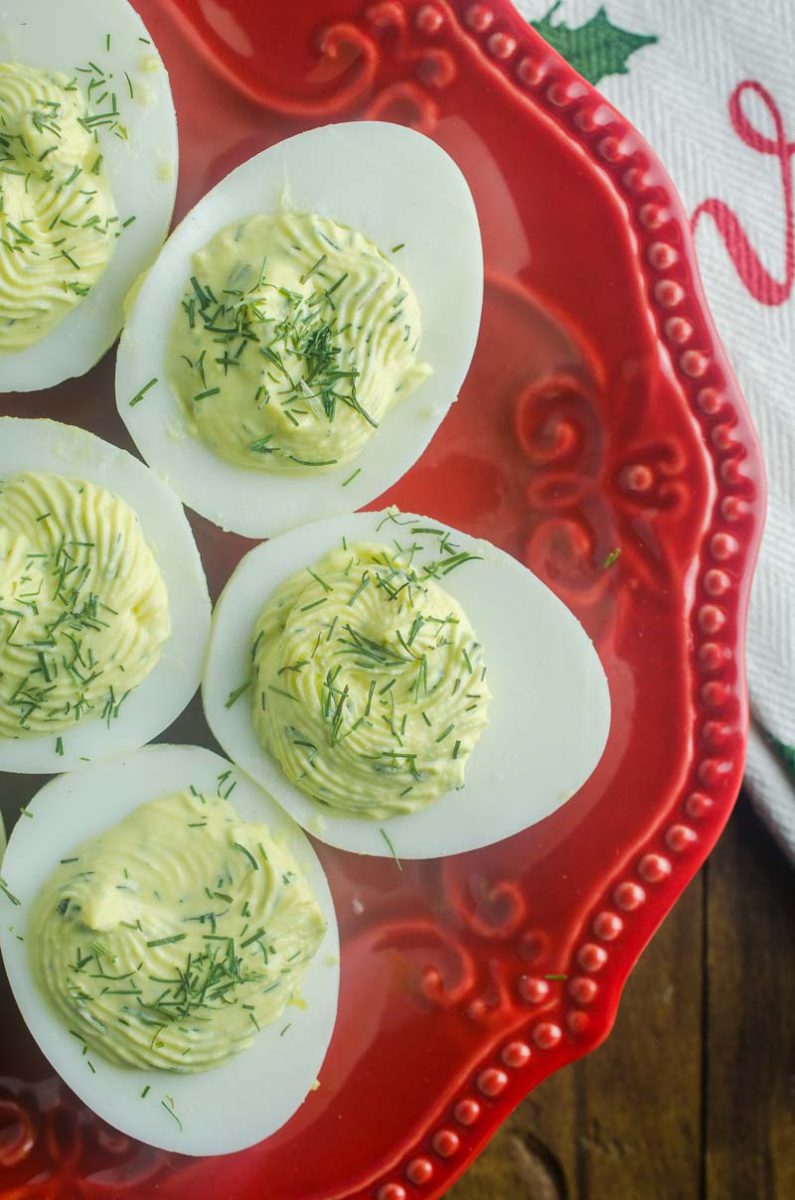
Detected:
[0,418,210,772]
[0,743,340,1154]
[116,121,483,537]
[0,0,178,392]
[203,511,611,859]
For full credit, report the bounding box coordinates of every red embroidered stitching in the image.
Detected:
[692,81,794,306]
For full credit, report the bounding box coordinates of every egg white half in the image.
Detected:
[203,511,612,859]
[0,743,340,1154]
[0,418,210,772]
[0,0,178,392]
[116,121,483,537]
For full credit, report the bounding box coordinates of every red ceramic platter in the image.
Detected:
[0,1,765,1197]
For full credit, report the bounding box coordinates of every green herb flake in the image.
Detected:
[161,1096,183,1131]
[379,828,402,870]
[225,679,251,708]
[129,377,158,407]
[146,933,187,948]
[233,842,259,871]
[0,879,21,906]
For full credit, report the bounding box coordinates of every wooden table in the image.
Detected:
[448,797,794,1200]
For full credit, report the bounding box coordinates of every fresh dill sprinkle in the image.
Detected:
[129,377,158,406]
[603,547,622,569]
[289,456,339,468]
[146,933,187,948]
[122,214,137,228]
[56,736,64,756]
[543,973,569,981]
[169,220,421,471]
[391,243,405,253]
[0,879,21,906]
[299,254,326,283]
[193,387,221,402]
[379,828,402,870]
[341,468,361,487]
[141,1085,150,1098]
[232,842,259,871]
[347,574,370,606]
[225,679,252,708]
[161,1096,183,1131]
[307,568,332,593]
[253,527,489,818]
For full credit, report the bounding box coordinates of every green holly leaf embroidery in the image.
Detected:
[531,2,658,86]
[769,733,795,776]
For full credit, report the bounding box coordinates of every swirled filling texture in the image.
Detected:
[0,471,169,739]
[0,63,117,354]
[29,789,326,1072]
[251,541,491,820]
[167,212,431,472]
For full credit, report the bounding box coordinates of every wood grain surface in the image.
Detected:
[447,797,795,1200]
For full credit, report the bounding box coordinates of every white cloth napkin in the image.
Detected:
[516,0,795,858]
